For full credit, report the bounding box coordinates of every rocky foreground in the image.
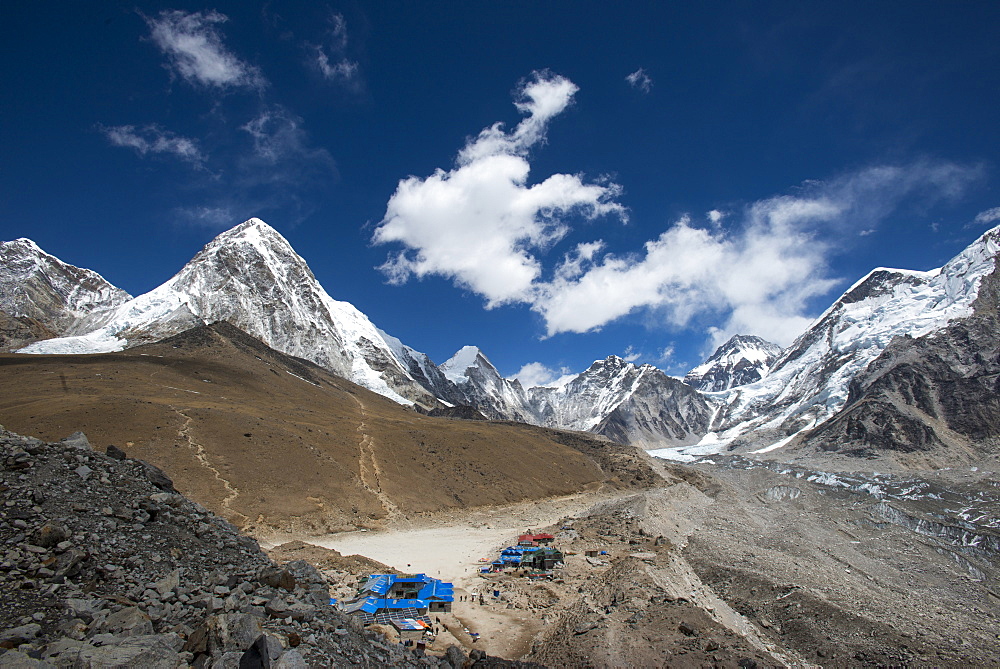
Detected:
[0,426,522,668]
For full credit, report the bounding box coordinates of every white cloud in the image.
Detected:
[374,74,981,350]
[242,107,305,162]
[537,163,977,346]
[658,345,675,363]
[311,12,359,84]
[101,124,204,164]
[974,206,1000,224]
[326,12,349,51]
[510,362,575,388]
[239,106,335,174]
[315,49,358,81]
[621,345,641,363]
[626,68,653,93]
[533,208,837,345]
[373,71,626,307]
[161,107,335,229]
[175,206,235,228]
[145,10,265,90]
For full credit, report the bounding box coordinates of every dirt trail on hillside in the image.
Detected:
[1,329,644,537]
[170,405,249,526]
[349,394,404,524]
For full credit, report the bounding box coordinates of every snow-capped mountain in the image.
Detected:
[439,346,537,422]
[528,356,714,447]
[653,224,1000,460]
[0,238,132,336]
[683,334,783,392]
[9,217,999,460]
[16,219,443,405]
[799,259,1000,462]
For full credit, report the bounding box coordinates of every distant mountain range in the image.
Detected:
[4,218,999,465]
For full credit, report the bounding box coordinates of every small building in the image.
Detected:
[522,547,563,570]
[497,545,542,568]
[518,533,556,546]
[340,573,454,624]
[392,618,429,642]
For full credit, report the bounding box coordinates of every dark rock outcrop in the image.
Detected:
[0,425,466,667]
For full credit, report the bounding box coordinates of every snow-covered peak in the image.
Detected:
[437,345,540,421]
[0,237,132,336]
[16,218,443,406]
[441,345,489,384]
[5,238,43,252]
[588,354,632,374]
[207,217,284,251]
[525,354,712,445]
[440,345,516,390]
[684,334,783,392]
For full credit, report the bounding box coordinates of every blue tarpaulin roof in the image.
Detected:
[383,598,427,609]
[501,546,540,556]
[362,573,447,595]
[348,573,454,611]
[418,579,454,602]
[360,574,393,595]
[343,595,430,612]
[342,596,381,614]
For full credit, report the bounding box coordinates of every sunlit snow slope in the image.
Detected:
[652,225,1000,461]
[0,238,132,336]
[18,219,440,405]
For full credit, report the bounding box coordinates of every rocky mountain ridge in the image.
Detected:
[439,346,536,423]
[6,220,1000,463]
[528,356,714,448]
[0,238,131,344]
[651,225,1000,462]
[2,221,730,448]
[15,220,444,406]
[795,256,1000,465]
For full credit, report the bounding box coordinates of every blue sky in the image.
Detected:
[2,2,999,384]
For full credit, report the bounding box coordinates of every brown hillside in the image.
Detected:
[0,322,654,538]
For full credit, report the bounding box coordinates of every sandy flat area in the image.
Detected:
[264,489,640,658]
[287,489,626,588]
[307,524,509,586]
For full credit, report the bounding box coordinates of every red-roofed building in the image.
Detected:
[518,533,555,546]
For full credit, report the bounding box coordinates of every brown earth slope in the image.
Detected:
[0,322,656,539]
